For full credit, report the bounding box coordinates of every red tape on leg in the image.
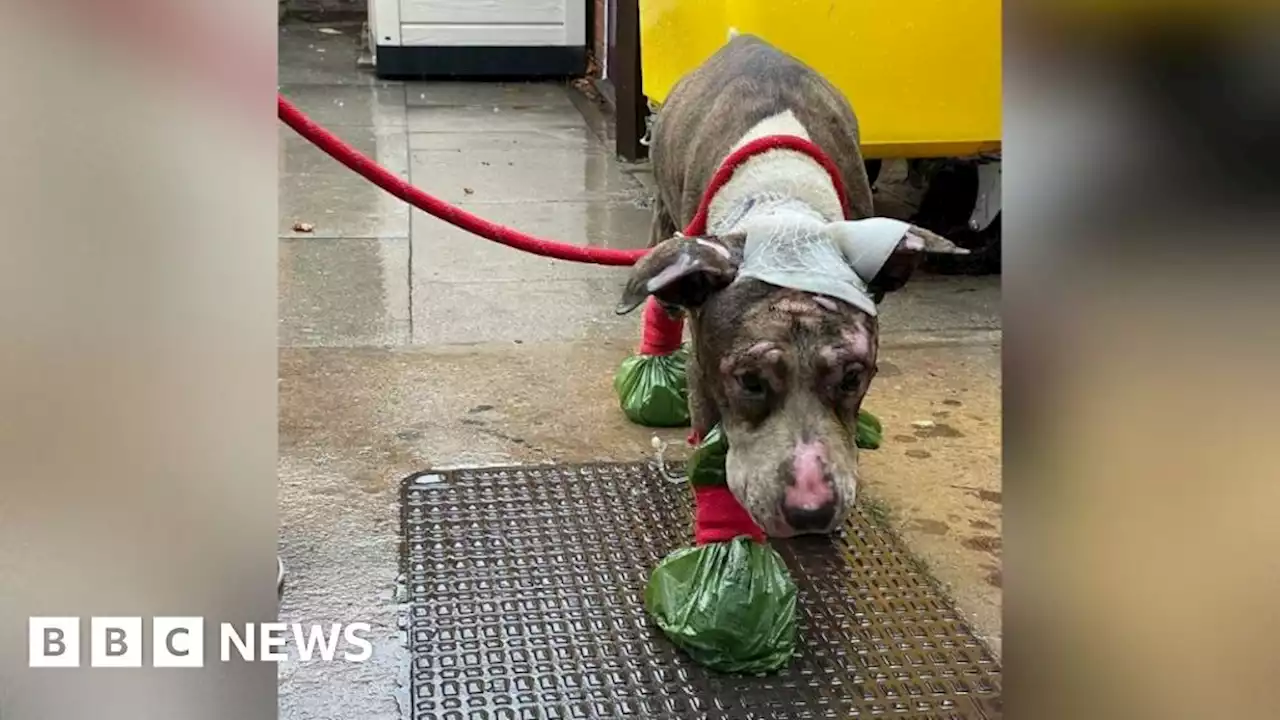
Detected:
[638,297,685,356]
[693,485,766,545]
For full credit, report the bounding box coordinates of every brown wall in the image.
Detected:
[592,0,606,78]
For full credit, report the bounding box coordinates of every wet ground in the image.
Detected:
[278,21,1002,719]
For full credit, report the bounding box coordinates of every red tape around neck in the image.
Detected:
[639,135,851,358]
[685,134,853,238]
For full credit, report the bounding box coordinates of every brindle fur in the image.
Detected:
[622,34,959,536]
[650,35,876,233]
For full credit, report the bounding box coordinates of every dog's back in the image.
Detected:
[650,34,875,228]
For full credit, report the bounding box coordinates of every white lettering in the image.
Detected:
[259,622,289,661]
[342,623,373,662]
[220,623,255,662]
[292,623,342,662]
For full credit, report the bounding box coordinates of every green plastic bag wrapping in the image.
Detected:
[613,343,690,427]
[645,536,798,674]
[645,425,798,674]
[856,408,883,450]
[686,423,728,488]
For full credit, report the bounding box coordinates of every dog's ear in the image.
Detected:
[616,233,745,315]
[828,219,968,301]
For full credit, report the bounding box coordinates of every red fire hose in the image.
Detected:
[278,94,850,269]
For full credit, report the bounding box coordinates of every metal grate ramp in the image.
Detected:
[402,462,1001,719]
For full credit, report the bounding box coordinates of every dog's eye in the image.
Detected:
[738,372,767,397]
[838,370,862,394]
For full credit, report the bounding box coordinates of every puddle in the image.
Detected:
[915,422,965,438]
[907,518,951,536]
[962,535,1002,554]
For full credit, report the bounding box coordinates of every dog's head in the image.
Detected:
[617,220,966,536]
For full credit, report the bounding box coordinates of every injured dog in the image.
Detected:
[617,34,966,538]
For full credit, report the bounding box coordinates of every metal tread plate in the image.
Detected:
[402,462,1002,719]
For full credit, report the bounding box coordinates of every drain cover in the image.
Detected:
[402,463,1001,719]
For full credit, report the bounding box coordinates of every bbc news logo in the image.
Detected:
[29,617,372,667]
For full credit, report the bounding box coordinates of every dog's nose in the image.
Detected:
[783,440,838,532]
[782,500,836,532]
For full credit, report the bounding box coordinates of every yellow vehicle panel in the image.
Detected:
[638,0,1002,159]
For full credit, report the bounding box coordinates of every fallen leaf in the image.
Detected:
[463,187,475,195]
[293,221,315,233]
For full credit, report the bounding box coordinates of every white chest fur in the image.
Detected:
[704,111,846,235]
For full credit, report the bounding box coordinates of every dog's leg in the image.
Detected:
[686,338,720,441]
[649,199,678,248]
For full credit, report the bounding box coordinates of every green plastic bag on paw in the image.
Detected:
[856,409,883,450]
[645,536,798,674]
[613,344,690,427]
[687,423,728,487]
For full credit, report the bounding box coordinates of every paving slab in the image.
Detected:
[279,168,411,239]
[281,125,410,178]
[278,22,384,86]
[412,201,649,284]
[279,121,410,239]
[404,81,577,109]
[407,105,590,135]
[279,237,411,347]
[411,277,637,346]
[408,127,605,153]
[281,83,408,128]
[878,275,1003,334]
[407,147,645,205]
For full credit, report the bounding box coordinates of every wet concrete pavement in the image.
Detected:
[278,21,1001,719]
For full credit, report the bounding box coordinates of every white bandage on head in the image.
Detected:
[829,218,915,287]
[735,215,912,317]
